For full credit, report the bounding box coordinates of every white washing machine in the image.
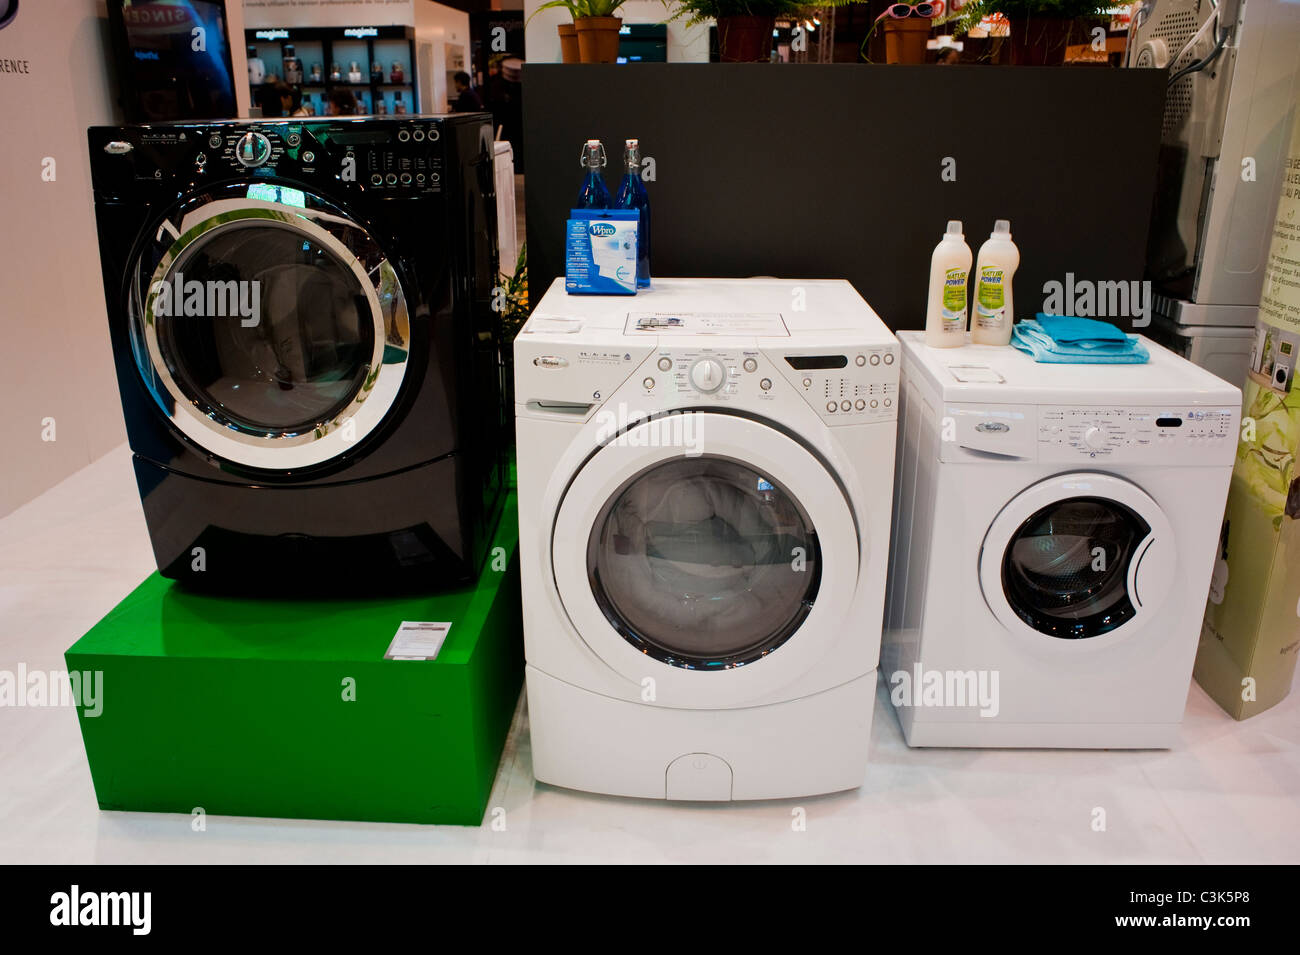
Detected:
[884,331,1240,749]
[514,278,899,800]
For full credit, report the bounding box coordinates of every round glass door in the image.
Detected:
[551,411,862,708]
[158,222,375,434]
[1001,497,1149,639]
[979,472,1176,648]
[131,188,409,470]
[587,456,822,669]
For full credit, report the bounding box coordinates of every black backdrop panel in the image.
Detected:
[522,64,1166,331]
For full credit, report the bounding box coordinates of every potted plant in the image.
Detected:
[532,0,630,64]
[662,0,782,63]
[861,2,939,64]
[949,0,1116,65]
[667,0,863,63]
[495,243,528,409]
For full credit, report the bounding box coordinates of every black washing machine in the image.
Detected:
[88,116,506,593]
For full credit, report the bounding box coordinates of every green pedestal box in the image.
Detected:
[66,495,523,826]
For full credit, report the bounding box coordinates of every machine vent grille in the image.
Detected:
[1153,9,1199,136]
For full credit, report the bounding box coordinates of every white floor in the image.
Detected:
[1,445,1297,864]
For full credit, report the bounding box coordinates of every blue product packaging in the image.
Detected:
[565,209,639,295]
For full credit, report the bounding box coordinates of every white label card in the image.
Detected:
[385,621,451,661]
[947,365,1006,383]
[625,312,790,336]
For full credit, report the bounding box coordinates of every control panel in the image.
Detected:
[789,348,898,422]
[91,120,448,197]
[636,345,898,424]
[1037,405,1239,463]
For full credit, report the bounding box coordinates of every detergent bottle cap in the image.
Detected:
[991,219,1012,239]
[944,220,964,239]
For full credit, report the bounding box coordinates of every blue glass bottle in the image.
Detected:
[614,139,651,288]
[576,140,611,209]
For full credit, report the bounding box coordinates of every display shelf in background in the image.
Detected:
[246,25,416,117]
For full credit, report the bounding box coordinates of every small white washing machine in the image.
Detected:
[515,278,898,800]
[884,331,1240,748]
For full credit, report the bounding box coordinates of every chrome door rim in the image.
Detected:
[131,196,409,470]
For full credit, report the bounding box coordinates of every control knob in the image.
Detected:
[690,358,726,394]
[1083,426,1108,450]
[235,131,272,167]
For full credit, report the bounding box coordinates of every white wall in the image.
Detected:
[413,0,471,114]
[522,0,709,63]
[227,0,251,116]
[0,0,126,517]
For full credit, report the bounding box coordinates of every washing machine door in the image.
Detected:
[128,185,409,470]
[551,412,861,709]
[979,472,1176,648]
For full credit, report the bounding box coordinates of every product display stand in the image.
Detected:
[66,495,523,826]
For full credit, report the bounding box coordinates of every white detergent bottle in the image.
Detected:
[970,219,1020,346]
[925,220,972,348]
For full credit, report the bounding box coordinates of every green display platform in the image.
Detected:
[67,494,523,826]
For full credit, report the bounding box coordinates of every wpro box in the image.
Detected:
[565,208,638,294]
[66,495,523,826]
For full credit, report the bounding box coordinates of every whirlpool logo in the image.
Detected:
[589,222,616,237]
[0,1,17,30]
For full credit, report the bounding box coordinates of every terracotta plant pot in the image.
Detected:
[882,17,931,65]
[716,15,775,63]
[575,16,622,64]
[558,23,580,64]
[1005,15,1093,65]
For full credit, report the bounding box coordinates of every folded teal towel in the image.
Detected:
[1036,314,1129,344]
[1012,318,1149,364]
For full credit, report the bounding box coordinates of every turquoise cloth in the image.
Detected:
[1036,313,1129,343]
[1011,316,1149,364]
